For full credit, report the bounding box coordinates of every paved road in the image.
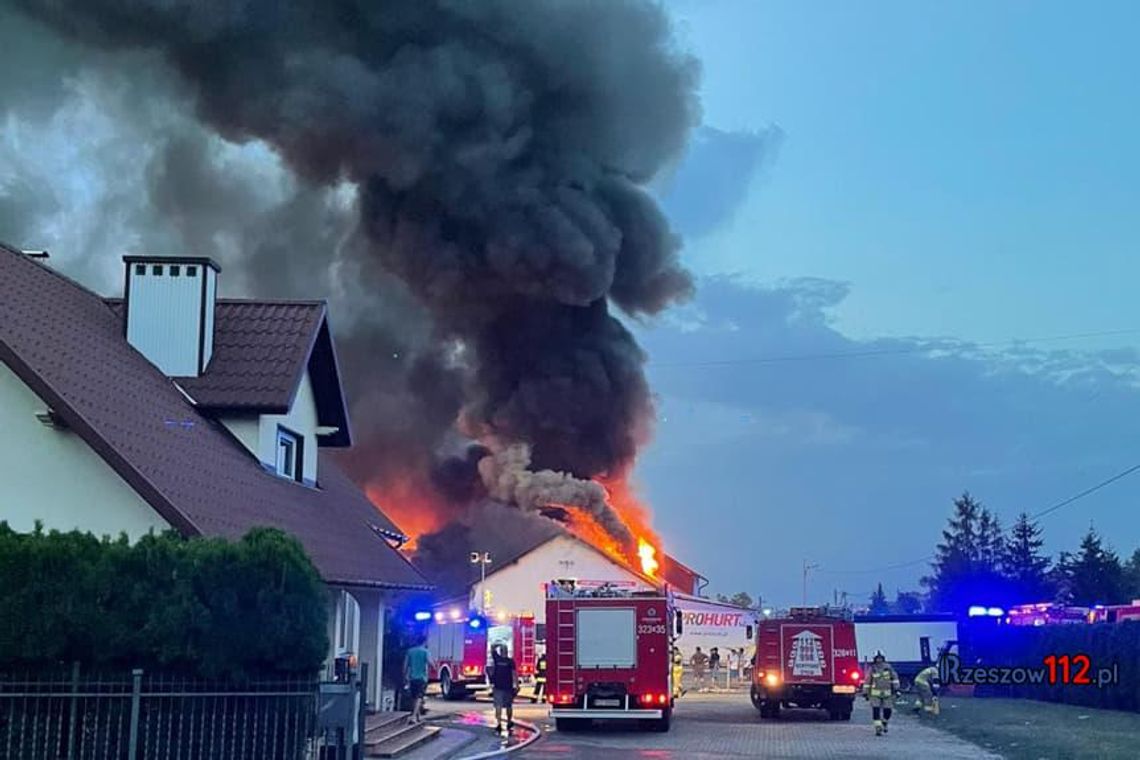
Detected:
[428,691,999,759]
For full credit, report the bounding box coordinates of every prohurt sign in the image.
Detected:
[674,595,755,656]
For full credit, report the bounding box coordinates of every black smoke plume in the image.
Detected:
[6,0,700,544]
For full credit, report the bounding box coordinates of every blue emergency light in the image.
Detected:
[967,605,1005,618]
[413,611,432,622]
[468,616,485,630]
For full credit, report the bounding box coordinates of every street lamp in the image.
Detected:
[471,552,492,613]
[802,559,820,606]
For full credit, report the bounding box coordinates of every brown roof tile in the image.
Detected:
[106,298,324,412]
[0,245,427,590]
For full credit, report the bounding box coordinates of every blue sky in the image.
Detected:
[636,0,1140,604]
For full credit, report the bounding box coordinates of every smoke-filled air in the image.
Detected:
[3,0,701,577]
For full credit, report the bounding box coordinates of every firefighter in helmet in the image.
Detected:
[671,647,686,699]
[531,649,548,703]
[912,664,941,715]
[863,651,900,736]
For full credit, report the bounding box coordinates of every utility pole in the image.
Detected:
[802,559,820,606]
[470,552,492,613]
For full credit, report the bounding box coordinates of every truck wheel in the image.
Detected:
[750,689,764,711]
[652,708,672,733]
[555,718,585,732]
[840,710,852,721]
[439,670,461,701]
[763,702,780,720]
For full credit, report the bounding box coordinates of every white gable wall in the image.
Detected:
[220,368,320,484]
[0,362,169,538]
[474,535,645,624]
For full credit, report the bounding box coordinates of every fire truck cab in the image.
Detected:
[545,580,682,732]
[752,607,860,721]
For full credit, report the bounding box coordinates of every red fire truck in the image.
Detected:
[1088,601,1140,623]
[426,606,536,699]
[751,607,861,721]
[545,580,682,732]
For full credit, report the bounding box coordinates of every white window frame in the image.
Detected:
[275,426,303,482]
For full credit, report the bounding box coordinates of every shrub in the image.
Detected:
[965,620,1140,712]
[0,523,328,678]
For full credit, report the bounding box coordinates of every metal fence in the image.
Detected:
[0,667,321,760]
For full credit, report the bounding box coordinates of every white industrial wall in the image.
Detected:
[220,369,321,484]
[125,262,211,377]
[474,535,645,624]
[0,362,169,538]
[854,620,958,663]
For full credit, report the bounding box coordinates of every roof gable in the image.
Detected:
[105,298,352,446]
[0,245,424,589]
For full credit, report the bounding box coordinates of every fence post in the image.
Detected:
[127,668,143,759]
[66,661,80,760]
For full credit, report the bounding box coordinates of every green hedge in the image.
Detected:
[0,523,328,678]
[967,621,1140,711]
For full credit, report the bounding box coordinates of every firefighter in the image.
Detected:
[671,648,686,699]
[531,650,548,703]
[863,651,900,736]
[912,664,940,715]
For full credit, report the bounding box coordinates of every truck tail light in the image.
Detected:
[552,693,575,705]
[638,693,668,706]
[462,665,482,676]
[765,672,780,687]
[850,669,861,682]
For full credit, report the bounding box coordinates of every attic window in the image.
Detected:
[135,264,145,275]
[276,426,304,483]
[171,265,181,277]
[186,266,197,277]
[152,264,164,276]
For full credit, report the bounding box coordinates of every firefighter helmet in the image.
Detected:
[873,650,885,663]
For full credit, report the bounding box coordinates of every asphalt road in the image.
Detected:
[427,691,1000,759]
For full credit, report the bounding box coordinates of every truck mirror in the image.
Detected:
[675,610,683,635]
[746,624,754,640]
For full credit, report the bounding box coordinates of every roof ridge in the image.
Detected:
[0,242,118,307]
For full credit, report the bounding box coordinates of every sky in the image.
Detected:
[2,1,1139,608]
[636,0,1140,605]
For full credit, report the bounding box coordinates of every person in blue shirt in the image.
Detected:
[404,636,433,724]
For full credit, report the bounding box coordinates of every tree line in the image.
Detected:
[869,492,1140,614]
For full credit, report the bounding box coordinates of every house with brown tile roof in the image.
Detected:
[0,243,429,709]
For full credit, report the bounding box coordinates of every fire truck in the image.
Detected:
[545,580,682,732]
[1005,602,1091,626]
[1088,601,1140,623]
[751,607,861,721]
[425,606,536,699]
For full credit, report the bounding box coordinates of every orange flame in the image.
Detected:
[365,479,448,553]
[637,538,660,577]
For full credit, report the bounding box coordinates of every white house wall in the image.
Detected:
[0,362,169,538]
[475,535,645,625]
[220,368,320,484]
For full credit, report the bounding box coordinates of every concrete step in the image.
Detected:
[365,723,441,758]
[365,710,411,737]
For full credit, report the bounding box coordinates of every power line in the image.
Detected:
[649,328,1140,369]
[816,460,1140,576]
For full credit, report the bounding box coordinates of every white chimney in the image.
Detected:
[123,255,220,377]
